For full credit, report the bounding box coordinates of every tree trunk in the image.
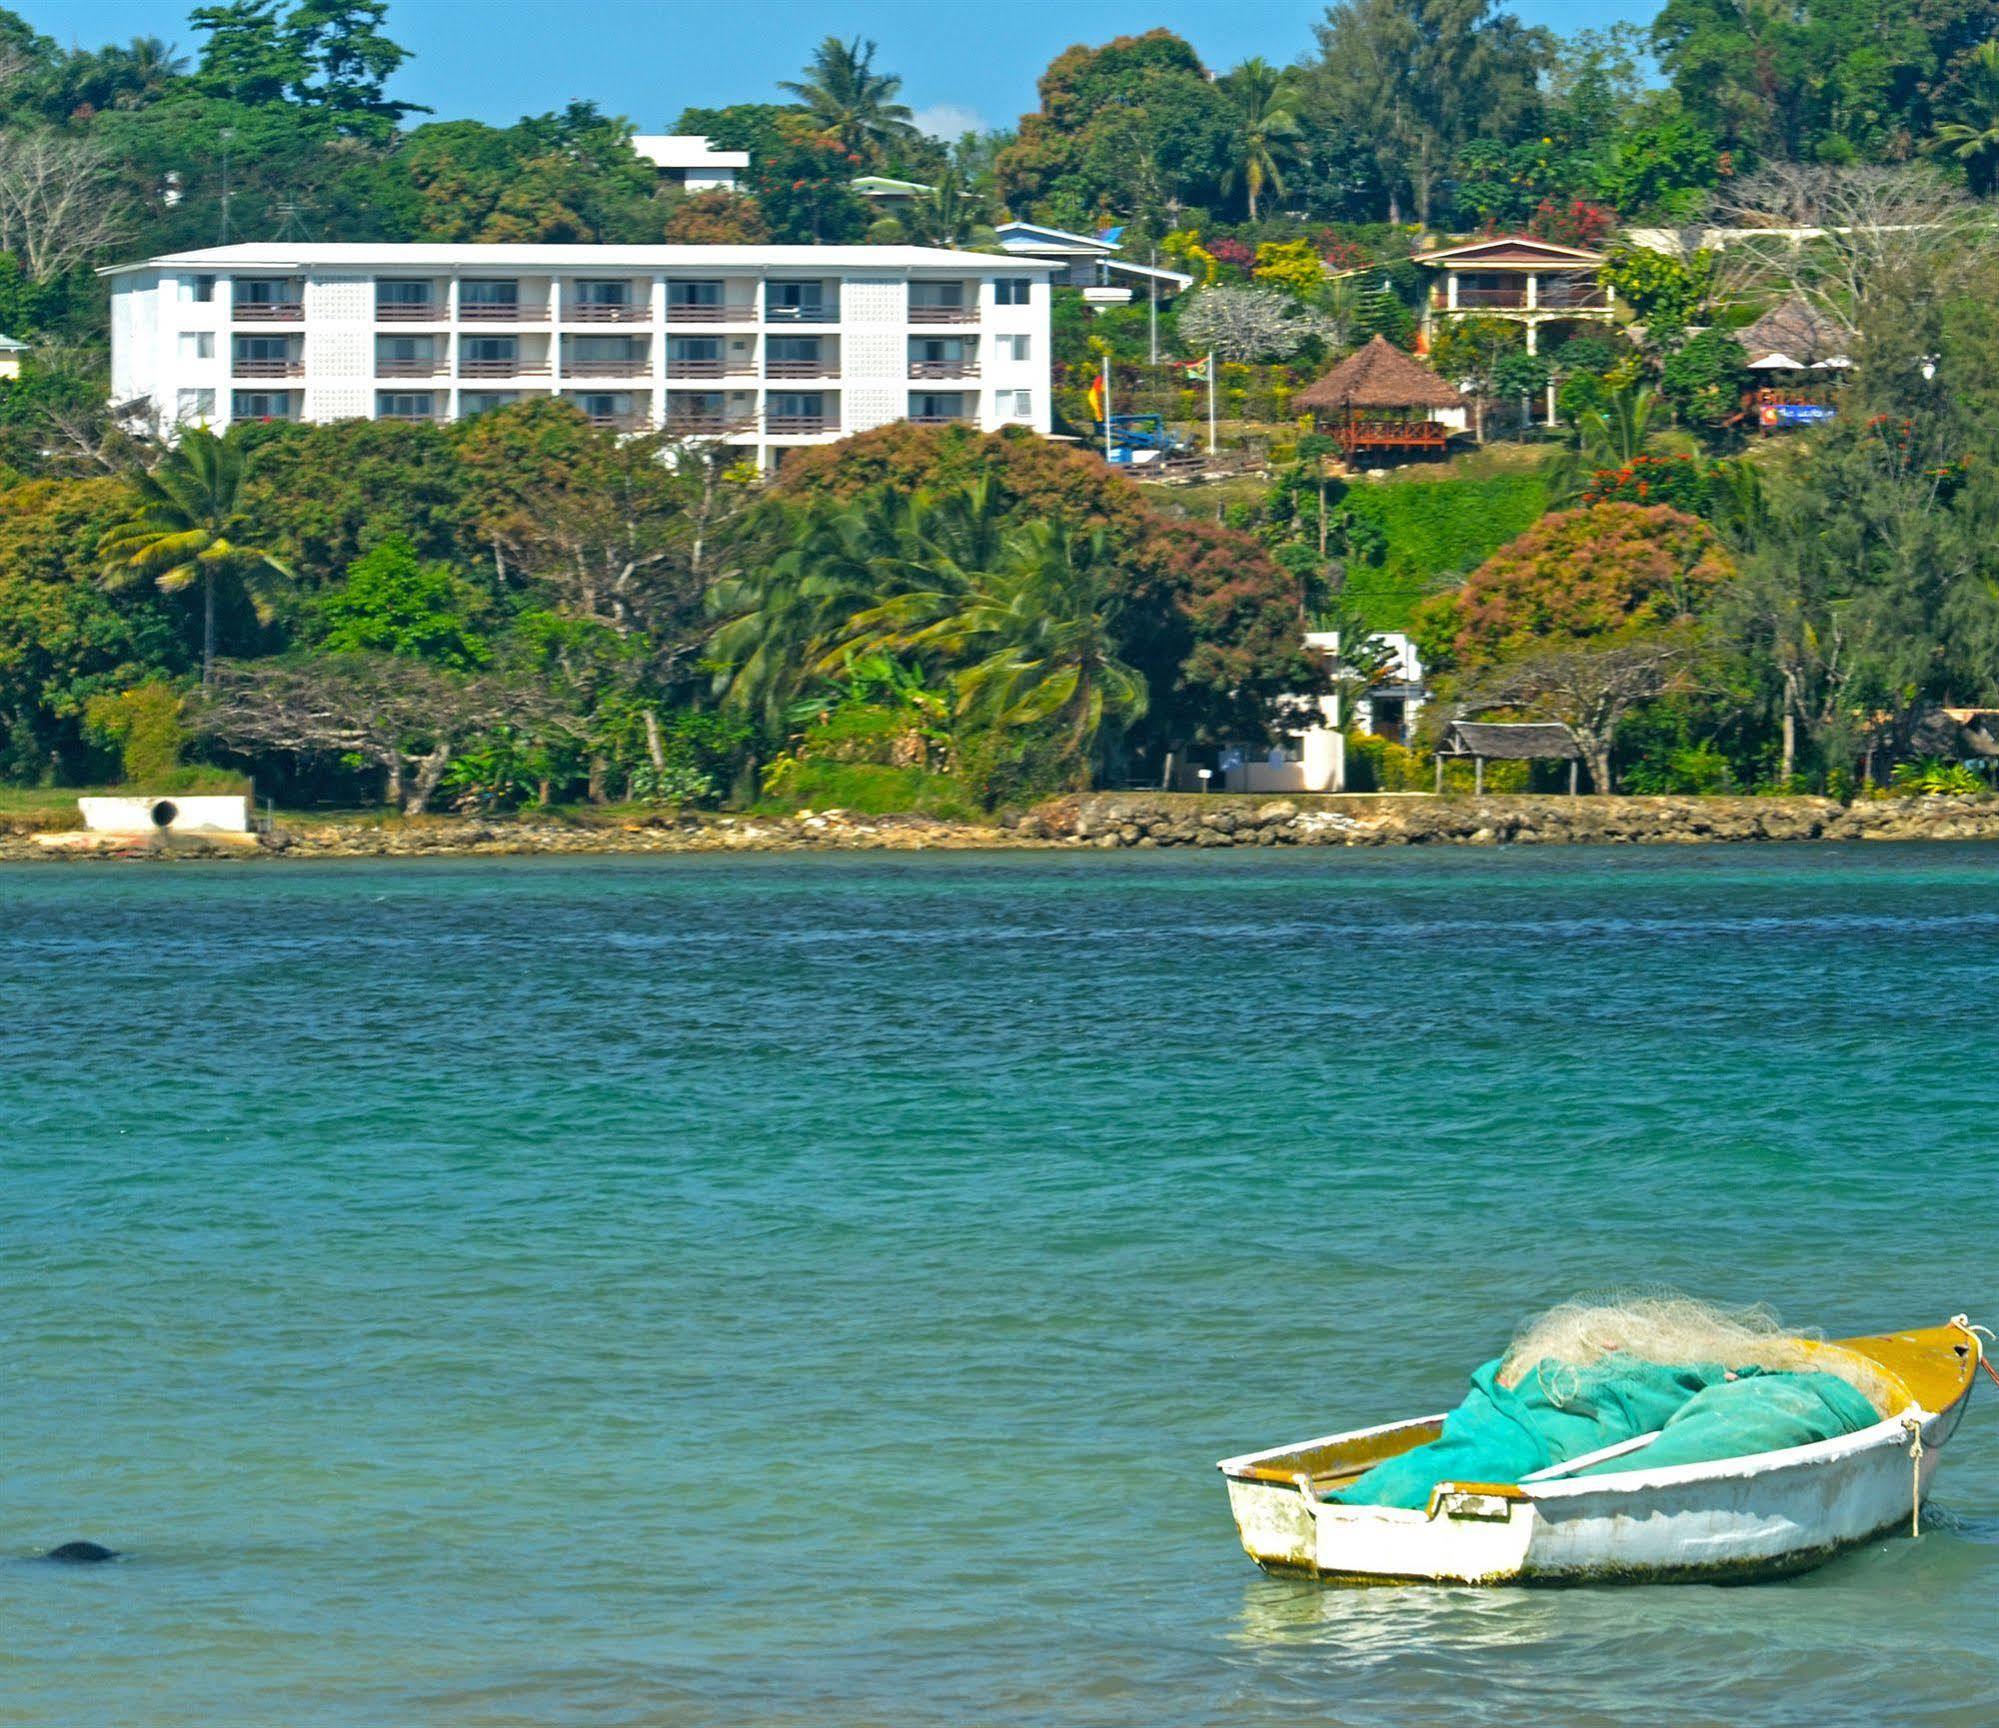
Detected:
[588,755,607,804]
[202,567,217,691]
[405,744,453,815]
[385,753,404,809]
[1581,739,1614,794]
[643,707,667,772]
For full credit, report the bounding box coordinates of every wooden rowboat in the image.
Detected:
[1217,1320,1984,1585]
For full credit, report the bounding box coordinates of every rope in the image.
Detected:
[1949,1314,1999,1390]
[1902,1413,1925,1538]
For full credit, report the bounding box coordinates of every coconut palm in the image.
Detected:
[1218,58,1303,221]
[1929,41,1999,196]
[907,168,977,248]
[778,36,919,168]
[98,429,290,688]
[913,523,1148,787]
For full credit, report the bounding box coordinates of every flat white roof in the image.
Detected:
[101,242,1058,278]
[630,134,750,171]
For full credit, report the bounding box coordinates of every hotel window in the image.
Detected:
[460,279,520,309]
[187,274,216,303]
[376,391,437,419]
[376,279,434,310]
[459,392,519,416]
[176,388,215,423]
[766,281,825,318]
[997,390,1033,420]
[461,336,518,364]
[667,280,722,308]
[179,331,215,361]
[995,333,1031,362]
[573,279,634,308]
[231,391,292,420]
[995,278,1032,306]
[910,282,966,308]
[234,278,290,306]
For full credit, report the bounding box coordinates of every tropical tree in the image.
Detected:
[98,429,290,688]
[903,522,1147,785]
[1929,41,1999,197]
[1218,57,1302,220]
[907,167,976,247]
[778,36,918,169]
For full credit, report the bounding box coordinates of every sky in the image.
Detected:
[27,0,1659,138]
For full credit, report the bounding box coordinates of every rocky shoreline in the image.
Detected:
[7,791,1999,861]
[1069,791,1999,848]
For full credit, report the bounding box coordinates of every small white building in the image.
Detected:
[0,332,24,379]
[102,242,1055,469]
[630,135,749,192]
[1213,630,1428,794]
[994,221,1193,300]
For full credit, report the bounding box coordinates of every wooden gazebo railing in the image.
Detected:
[1334,418,1449,454]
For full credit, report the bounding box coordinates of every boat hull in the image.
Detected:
[1218,1324,1980,1586]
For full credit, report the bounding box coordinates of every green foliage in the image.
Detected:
[758,760,985,821]
[315,535,487,667]
[1660,329,1753,430]
[1335,472,1551,629]
[82,679,188,783]
[1600,248,1717,329]
[1891,757,1988,795]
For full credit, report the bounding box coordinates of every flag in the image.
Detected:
[1086,372,1105,422]
[1183,354,1212,383]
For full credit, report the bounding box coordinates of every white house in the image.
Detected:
[102,242,1055,468]
[629,135,749,192]
[994,221,1193,299]
[1213,630,1428,794]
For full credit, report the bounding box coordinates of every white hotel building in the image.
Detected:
[104,243,1055,465]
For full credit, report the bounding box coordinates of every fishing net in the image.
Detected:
[1329,1291,1888,1510]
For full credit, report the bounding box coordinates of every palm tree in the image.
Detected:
[779,36,919,168]
[98,430,290,688]
[907,168,976,247]
[1219,58,1303,221]
[1929,40,1999,196]
[110,36,187,107]
[912,523,1148,787]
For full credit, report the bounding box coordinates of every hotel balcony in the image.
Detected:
[666,299,756,324]
[766,358,841,380]
[764,289,838,324]
[376,299,445,322]
[908,360,980,380]
[232,299,303,322]
[907,412,979,426]
[458,357,552,378]
[766,413,835,435]
[376,356,449,378]
[459,282,550,322]
[231,357,303,379]
[665,356,757,380]
[909,303,979,325]
[581,410,654,431]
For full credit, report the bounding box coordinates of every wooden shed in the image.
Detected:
[1295,336,1466,462]
[1437,720,1582,794]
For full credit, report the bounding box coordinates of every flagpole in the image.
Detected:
[1102,348,1113,463]
[1207,351,1216,455]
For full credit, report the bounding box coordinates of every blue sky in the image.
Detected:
[29,0,1658,137]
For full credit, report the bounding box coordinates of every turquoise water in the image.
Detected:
[4,846,1998,1727]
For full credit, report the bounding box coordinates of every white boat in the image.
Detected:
[1217,1320,1984,1585]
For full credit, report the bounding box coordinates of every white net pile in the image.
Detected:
[1495,1292,1882,1410]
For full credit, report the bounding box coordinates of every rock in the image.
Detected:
[1253,800,1298,824]
[44,1541,117,1564]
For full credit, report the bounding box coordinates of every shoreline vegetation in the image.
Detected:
[14,792,1999,861]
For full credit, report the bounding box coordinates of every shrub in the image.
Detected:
[83,680,187,784]
[1890,758,1988,797]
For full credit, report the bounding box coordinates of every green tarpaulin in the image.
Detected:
[1331,1357,1881,1510]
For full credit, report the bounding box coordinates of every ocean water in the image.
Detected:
[3,845,1998,1728]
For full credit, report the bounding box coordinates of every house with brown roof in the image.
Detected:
[1295,336,1467,462]
[1412,235,1615,354]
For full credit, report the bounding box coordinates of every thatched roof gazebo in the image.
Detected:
[1736,299,1849,429]
[1437,720,1582,794]
[1296,336,1466,461]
